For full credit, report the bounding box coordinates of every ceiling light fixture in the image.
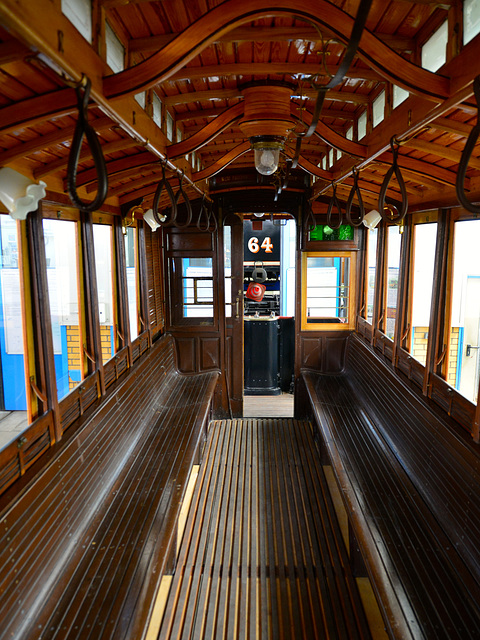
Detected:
[238,83,294,177]
[0,167,46,220]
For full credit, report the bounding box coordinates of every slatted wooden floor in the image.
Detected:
[156,419,372,640]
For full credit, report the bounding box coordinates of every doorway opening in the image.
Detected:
[242,216,296,417]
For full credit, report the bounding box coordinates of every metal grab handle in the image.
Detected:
[466,344,480,356]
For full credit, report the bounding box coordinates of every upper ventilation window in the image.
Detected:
[464,0,480,45]
[372,90,385,128]
[421,21,448,72]
[357,111,367,140]
[106,23,125,73]
[61,0,92,43]
[393,85,409,109]
[152,93,162,127]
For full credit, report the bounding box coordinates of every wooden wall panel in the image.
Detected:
[300,333,350,373]
[199,337,221,371]
[175,337,197,373]
[167,230,214,252]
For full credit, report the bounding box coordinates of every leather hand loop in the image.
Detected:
[327,184,343,230]
[378,137,408,223]
[196,194,210,231]
[456,75,480,213]
[67,76,108,212]
[173,171,192,228]
[152,162,177,226]
[345,167,365,226]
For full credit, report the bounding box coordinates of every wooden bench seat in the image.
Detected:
[0,333,218,640]
[302,333,480,640]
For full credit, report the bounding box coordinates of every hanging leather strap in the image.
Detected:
[67,76,108,212]
[152,162,177,226]
[378,137,408,223]
[173,171,193,228]
[345,167,365,226]
[456,75,480,213]
[196,194,210,231]
[292,0,373,168]
[326,184,343,230]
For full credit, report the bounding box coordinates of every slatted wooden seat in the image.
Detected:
[0,333,218,640]
[302,333,480,640]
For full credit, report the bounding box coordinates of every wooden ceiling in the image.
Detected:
[0,0,480,215]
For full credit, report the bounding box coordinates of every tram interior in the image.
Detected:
[1,1,480,639]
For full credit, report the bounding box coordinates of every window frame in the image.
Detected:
[301,251,356,332]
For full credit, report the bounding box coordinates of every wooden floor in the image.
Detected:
[155,419,372,640]
[243,394,294,418]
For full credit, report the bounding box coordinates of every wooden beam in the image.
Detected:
[163,89,369,107]
[167,63,383,84]
[0,39,29,64]
[129,27,416,54]
[167,102,244,160]
[175,106,355,122]
[103,0,449,102]
[402,138,480,170]
[431,117,472,138]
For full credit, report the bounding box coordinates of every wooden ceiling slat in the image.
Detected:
[403,138,480,171]
[35,138,144,179]
[0,117,113,167]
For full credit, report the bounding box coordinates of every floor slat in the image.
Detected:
[158,419,373,640]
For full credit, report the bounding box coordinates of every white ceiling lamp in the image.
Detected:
[238,83,294,176]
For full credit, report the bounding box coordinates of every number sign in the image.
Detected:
[244,220,280,261]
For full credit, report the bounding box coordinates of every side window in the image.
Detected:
[0,215,28,450]
[43,217,83,399]
[124,227,139,340]
[408,221,437,365]
[364,228,378,324]
[383,226,401,340]
[93,223,116,363]
[302,252,355,330]
[444,219,480,404]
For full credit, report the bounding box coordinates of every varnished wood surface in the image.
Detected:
[0,334,218,640]
[158,418,372,640]
[303,334,480,639]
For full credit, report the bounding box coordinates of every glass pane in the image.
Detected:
[410,223,437,365]
[43,219,82,400]
[106,23,125,73]
[393,85,409,109]
[366,228,378,323]
[464,0,480,45]
[384,226,401,340]
[358,111,367,139]
[372,90,385,128]
[421,21,447,72]
[182,258,214,319]
[306,256,350,324]
[447,220,480,403]
[224,226,232,318]
[93,224,115,363]
[124,227,138,340]
[0,216,28,450]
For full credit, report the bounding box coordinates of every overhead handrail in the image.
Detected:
[67,76,108,212]
[291,0,373,168]
[173,171,193,228]
[345,167,365,226]
[326,183,343,230]
[378,137,408,223]
[456,75,480,213]
[152,161,177,226]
